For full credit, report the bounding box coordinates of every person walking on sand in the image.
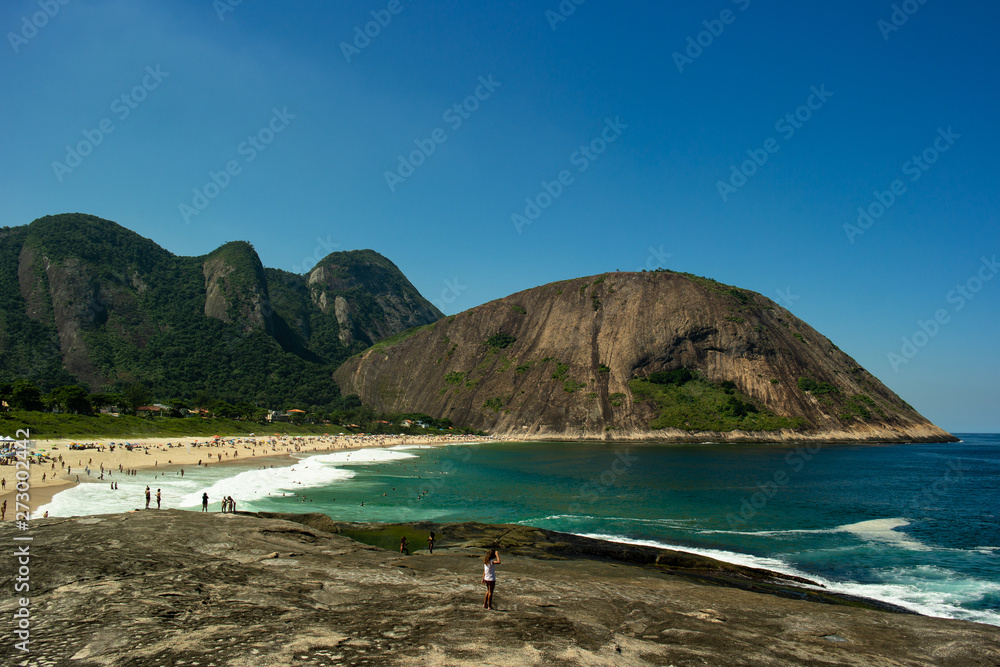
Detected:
[202,492,209,512]
[400,536,409,555]
[2,499,6,520]
[156,489,161,510]
[145,486,151,509]
[428,531,435,554]
[483,548,501,610]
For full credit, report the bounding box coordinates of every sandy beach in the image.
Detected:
[0,432,499,520]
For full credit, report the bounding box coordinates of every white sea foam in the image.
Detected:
[392,441,485,452]
[698,527,841,536]
[39,447,418,516]
[701,518,932,551]
[307,448,418,465]
[177,463,355,507]
[575,532,818,580]
[38,478,195,517]
[525,515,698,530]
[827,567,1000,626]
[573,532,1000,627]
[837,518,931,551]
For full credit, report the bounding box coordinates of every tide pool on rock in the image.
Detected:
[40,435,1000,627]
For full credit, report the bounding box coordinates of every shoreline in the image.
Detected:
[0,433,501,519]
[283,515,924,617]
[6,436,996,630]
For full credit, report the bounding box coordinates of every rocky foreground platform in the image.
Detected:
[2,511,998,666]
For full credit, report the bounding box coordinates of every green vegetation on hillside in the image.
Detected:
[484,331,516,350]
[444,371,467,385]
[367,323,435,353]
[0,225,78,388]
[0,214,442,417]
[0,408,475,440]
[1,374,472,438]
[0,410,339,439]
[630,371,805,432]
[841,394,879,420]
[797,377,838,395]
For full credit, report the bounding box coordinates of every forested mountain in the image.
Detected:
[0,214,442,408]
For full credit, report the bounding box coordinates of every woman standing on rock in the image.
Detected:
[482,549,501,610]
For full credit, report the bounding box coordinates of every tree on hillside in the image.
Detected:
[121,383,151,415]
[10,379,43,411]
[165,398,189,417]
[212,401,238,419]
[47,386,93,415]
[90,392,122,412]
[233,402,263,421]
[194,390,214,410]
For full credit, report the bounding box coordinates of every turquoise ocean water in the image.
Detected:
[41,434,1000,626]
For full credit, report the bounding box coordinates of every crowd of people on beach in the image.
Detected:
[1,433,500,527]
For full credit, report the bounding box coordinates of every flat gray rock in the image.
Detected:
[2,510,997,666]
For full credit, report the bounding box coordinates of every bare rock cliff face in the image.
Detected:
[335,271,955,442]
[202,243,275,335]
[202,256,234,322]
[17,245,104,387]
[306,250,443,347]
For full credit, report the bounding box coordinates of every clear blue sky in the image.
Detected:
[2,1,997,432]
